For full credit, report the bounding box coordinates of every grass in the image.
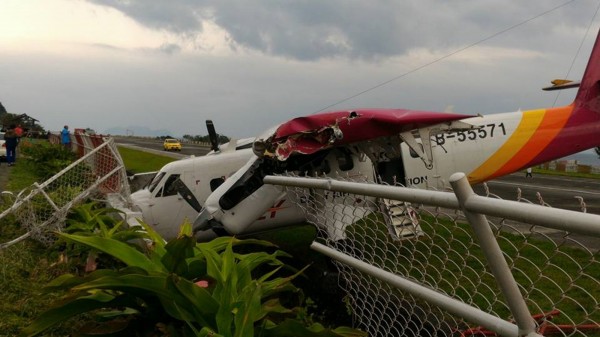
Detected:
[532,167,600,179]
[117,145,177,173]
[345,211,600,326]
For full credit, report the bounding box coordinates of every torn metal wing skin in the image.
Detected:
[265,109,474,160]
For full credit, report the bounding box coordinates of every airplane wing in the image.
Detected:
[256,109,474,160]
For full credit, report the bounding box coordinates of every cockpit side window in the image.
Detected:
[161,174,181,197]
[148,172,166,193]
[210,177,226,191]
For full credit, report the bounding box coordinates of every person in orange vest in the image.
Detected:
[14,124,23,138]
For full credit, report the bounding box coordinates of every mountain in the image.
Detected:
[103,126,174,138]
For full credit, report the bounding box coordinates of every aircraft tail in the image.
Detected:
[512,29,600,169]
[573,29,600,116]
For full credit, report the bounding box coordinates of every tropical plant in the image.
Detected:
[21,222,365,337]
[59,201,150,272]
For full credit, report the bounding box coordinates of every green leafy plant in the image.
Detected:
[21,222,365,337]
[59,201,150,272]
[20,142,77,179]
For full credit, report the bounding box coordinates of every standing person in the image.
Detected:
[14,124,23,138]
[4,126,18,166]
[525,167,533,178]
[61,125,71,148]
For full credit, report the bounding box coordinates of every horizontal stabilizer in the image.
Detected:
[542,79,580,91]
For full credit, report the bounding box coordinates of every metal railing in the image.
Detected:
[264,173,600,337]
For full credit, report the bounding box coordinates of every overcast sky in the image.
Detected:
[2,0,600,138]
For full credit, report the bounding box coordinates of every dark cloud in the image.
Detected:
[86,0,597,61]
[88,0,205,33]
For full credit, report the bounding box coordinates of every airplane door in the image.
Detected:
[149,173,187,238]
[376,157,406,186]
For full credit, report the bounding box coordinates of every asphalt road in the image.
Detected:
[112,136,212,158]
[472,173,600,215]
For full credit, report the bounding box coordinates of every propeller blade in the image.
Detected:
[173,178,202,212]
[206,120,220,152]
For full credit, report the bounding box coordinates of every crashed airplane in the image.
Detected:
[127,29,600,241]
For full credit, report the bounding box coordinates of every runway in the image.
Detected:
[474,173,600,215]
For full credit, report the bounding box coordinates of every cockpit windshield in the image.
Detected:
[148,172,166,193]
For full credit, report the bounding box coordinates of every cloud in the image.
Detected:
[1,0,595,140]
[85,0,597,61]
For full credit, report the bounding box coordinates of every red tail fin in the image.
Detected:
[573,29,600,115]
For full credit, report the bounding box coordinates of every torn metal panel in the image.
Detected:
[261,109,473,160]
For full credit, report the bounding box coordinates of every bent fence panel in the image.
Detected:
[265,174,600,337]
[0,136,131,248]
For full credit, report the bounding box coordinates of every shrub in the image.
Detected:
[21,222,365,337]
[20,142,77,180]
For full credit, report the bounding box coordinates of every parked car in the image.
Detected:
[163,138,182,151]
[0,132,6,160]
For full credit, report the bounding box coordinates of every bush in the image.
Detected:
[21,222,365,337]
[20,142,77,180]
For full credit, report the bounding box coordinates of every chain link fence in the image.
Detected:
[266,173,600,337]
[0,134,131,248]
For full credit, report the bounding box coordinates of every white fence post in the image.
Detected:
[450,172,542,337]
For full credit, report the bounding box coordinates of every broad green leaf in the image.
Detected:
[261,266,308,297]
[256,298,292,321]
[45,268,140,291]
[236,251,289,274]
[170,275,219,314]
[73,274,172,298]
[186,258,208,279]
[198,327,226,337]
[220,239,237,284]
[178,220,193,237]
[233,281,262,337]
[20,292,135,337]
[59,233,165,272]
[162,235,196,275]
[197,236,276,254]
[200,246,225,284]
[165,275,217,329]
[214,274,235,337]
[256,266,283,284]
[138,219,168,252]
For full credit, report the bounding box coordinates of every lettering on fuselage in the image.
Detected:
[406,176,428,186]
[434,123,507,146]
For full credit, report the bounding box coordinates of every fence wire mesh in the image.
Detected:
[276,173,600,337]
[0,136,131,248]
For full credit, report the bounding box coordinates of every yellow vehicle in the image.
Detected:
[163,138,182,151]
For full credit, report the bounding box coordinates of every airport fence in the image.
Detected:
[265,173,600,337]
[0,134,131,248]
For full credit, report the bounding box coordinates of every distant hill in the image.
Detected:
[103,126,174,138]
